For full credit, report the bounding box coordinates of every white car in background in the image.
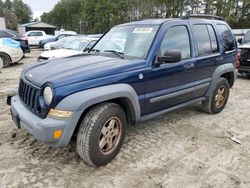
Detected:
[24,30,48,46]
[38,37,99,61]
[0,38,23,67]
[0,56,3,71]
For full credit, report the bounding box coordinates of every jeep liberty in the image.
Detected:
[9,15,238,166]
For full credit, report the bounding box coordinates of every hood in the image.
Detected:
[41,49,81,58]
[23,54,145,88]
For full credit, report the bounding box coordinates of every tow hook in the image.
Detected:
[6,90,17,106]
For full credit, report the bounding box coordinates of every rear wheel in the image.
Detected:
[0,53,11,68]
[77,103,127,166]
[202,78,230,114]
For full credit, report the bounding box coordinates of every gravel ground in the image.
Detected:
[0,49,250,188]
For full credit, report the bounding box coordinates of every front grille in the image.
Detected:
[18,79,40,115]
[240,48,250,66]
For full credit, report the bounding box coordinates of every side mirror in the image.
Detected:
[237,38,242,44]
[83,48,90,52]
[157,50,182,65]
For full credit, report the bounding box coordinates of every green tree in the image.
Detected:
[4,0,13,10]
[13,0,32,23]
[41,0,250,32]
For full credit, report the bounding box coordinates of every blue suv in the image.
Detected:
[9,15,238,166]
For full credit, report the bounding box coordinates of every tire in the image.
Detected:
[0,53,11,68]
[77,103,127,166]
[202,78,230,114]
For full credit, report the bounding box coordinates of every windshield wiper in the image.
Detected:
[103,50,124,59]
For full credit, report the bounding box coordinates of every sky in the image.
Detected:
[22,0,60,19]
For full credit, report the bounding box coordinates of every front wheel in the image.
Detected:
[77,103,127,166]
[202,78,230,114]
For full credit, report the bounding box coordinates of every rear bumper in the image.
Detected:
[10,96,73,147]
[238,66,250,74]
[23,48,31,53]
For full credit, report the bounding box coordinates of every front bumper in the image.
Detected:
[10,95,75,147]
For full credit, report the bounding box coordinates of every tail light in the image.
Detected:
[235,51,240,68]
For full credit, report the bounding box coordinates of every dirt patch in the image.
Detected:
[0,50,250,187]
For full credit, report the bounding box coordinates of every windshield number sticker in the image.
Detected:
[133,28,153,33]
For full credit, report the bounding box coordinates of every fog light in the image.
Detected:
[54,130,62,139]
[48,109,73,118]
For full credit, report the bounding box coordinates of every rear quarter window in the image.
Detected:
[216,24,235,52]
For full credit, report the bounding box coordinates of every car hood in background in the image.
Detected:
[40,49,82,58]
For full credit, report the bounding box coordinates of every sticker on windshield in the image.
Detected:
[133,28,154,33]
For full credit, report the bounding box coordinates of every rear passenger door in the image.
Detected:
[144,23,196,115]
[190,21,221,98]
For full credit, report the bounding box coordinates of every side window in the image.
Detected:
[216,24,235,52]
[85,40,97,49]
[160,26,191,60]
[57,35,65,40]
[28,32,43,37]
[193,24,219,56]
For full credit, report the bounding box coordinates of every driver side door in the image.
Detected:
[144,23,196,115]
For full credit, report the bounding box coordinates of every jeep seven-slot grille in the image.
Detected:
[18,79,40,115]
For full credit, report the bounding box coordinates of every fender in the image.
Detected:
[53,84,141,147]
[205,63,236,97]
[56,83,141,121]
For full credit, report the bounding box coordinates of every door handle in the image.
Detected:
[215,57,223,61]
[183,63,195,69]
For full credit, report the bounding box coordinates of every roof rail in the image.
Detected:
[182,14,224,21]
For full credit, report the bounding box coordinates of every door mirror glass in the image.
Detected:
[157,50,182,64]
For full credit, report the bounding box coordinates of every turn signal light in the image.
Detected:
[54,130,62,139]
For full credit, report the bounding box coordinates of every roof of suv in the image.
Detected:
[118,17,226,27]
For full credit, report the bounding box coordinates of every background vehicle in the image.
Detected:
[0,29,30,54]
[39,33,77,48]
[238,31,250,77]
[0,38,23,67]
[38,36,99,61]
[24,30,47,46]
[0,56,3,71]
[44,35,80,51]
[9,15,237,166]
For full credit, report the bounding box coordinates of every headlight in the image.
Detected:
[43,86,53,105]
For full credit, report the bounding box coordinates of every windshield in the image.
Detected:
[244,31,250,42]
[93,25,159,59]
[63,39,89,51]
